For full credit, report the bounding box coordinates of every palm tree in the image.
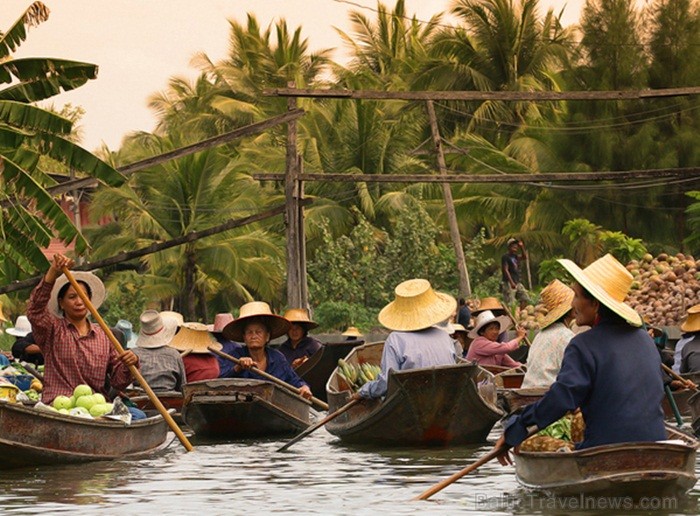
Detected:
[86,130,285,320]
[0,2,123,277]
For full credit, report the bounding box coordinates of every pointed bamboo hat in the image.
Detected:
[378,279,456,332]
[169,322,222,354]
[558,254,642,327]
[282,308,319,330]
[472,297,504,315]
[538,279,575,330]
[341,326,363,338]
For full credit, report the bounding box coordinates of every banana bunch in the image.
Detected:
[336,359,382,392]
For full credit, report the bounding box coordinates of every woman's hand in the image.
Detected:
[46,253,75,283]
[292,356,308,368]
[237,357,256,370]
[494,435,515,466]
[119,350,139,367]
[516,326,527,340]
[299,385,312,399]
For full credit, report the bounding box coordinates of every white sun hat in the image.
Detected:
[468,310,513,339]
[48,271,106,317]
[6,315,32,337]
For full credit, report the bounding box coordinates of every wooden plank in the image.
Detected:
[251,167,700,183]
[263,86,700,101]
[285,84,302,309]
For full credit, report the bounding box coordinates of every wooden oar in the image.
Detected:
[62,267,193,452]
[662,364,698,391]
[208,346,330,411]
[502,303,531,347]
[277,398,360,452]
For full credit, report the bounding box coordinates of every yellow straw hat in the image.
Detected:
[681,304,700,333]
[282,308,319,330]
[472,297,504,315]
[538,279,575,330]
[558,254,642,327]
[223,302,291,342]
[378,279,456,332]
[168,322,222,354]
[341,326,363,338]
[450,323,468,335]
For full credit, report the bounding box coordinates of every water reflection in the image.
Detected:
[0,426,699,515]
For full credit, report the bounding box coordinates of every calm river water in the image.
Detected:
[1,421,699,515]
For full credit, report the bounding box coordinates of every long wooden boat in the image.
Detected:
[515,425,698,497]
[325,341,503,446]
[0,400,173,470]
[688,390,700,436]
[294,340,365,402]
[129,391,185,425]
[181,378,310,439]
[499,387,548,413]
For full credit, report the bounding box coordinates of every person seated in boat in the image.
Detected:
[680,309,700,374]
[351,279,459,400]
[133,310,186,392]
[220,302,312,399]
[279,308,323,368]
[210,313,243,378]
[341,326,364,343]
[495,254,666,462]
[168,322,222,381]
[521,280,575,389]
[450,323,470,358]
[676,305,700,374]
[26,254,145,418]
[457,297,471,329]
[472,297,509,342]
[465,310,526,368]
[8,315,44,366]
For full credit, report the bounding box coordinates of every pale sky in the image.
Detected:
[1,0,596,151]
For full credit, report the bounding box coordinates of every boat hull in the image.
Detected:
[294,341,364,402]
[181,378,310,439]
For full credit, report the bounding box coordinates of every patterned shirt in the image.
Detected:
[26,279,134,404]
[278,336,323,365]
[359,327,458,399]
[521,322,575,388]
[133,346,187,392]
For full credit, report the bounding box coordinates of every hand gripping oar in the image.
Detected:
[208,346,329,411]
[62,267,193,452]
[277,398,360,452]
[662,364,698,391]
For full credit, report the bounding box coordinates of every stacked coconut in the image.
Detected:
[625,252,700,327]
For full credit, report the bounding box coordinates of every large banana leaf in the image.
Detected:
[0,101,71,135]
[0,58,98,103]
[0,2,49,60]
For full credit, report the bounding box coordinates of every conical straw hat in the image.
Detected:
[282,308,319,329]
[472,297,504,315]
[341,326,363,337]
[558,254,642,327]
[222,302,291,342]
[681,304,700,333]
[168,322,222,354]
[538,279,575,330]
[378,279,456,332]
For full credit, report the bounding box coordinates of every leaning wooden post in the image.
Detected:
[297,155,309,310]
[426,100,471,297]
[286,81,302,308]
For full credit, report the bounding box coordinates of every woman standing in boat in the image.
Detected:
[496,254,666,461]
[26,253,139,405]
[279,308,323,368]
[353,278,458,399]
[221,302,313,400]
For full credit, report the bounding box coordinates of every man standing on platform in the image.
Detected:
[501,238,531,310]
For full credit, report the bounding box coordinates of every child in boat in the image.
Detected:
[465,310,527,368]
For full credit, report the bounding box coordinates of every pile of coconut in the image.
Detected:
[514,252,700,331]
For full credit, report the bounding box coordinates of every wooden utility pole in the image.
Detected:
[297,155,309,309]
[285,82,304,309]
[426,100,471,297]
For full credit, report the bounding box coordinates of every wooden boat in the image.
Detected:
[181,378,310,439]
[662,388,693,418]
[515,425,698,497]
[0,400,173,470]
[325,341,503,446]
[129,391,185,425]
[480,364,525,389]
[688,390,700,436]
[500,387,547,413]
[294,340,365,402]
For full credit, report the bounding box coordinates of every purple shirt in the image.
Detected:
[278,336,323,365]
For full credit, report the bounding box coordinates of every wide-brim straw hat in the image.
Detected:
[135,310,179,349]
[539,279,575,330]
[208,313,234,333]
[341,326,363,338]
[282,308,319,330]
[169,322,222,354]
[472,297,504,315]
[468,310,513,339]
[378,279,456,332]
[48,271,106,317]
[681,304,700,333]
[558,253,642,327]
[450,323,468,335]
[6,315,31,337]
[222,302,291,342]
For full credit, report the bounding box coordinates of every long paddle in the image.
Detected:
[208,346,330,411]
[662,363,698,391]
[62,267,194,452]
[277,398,360,452]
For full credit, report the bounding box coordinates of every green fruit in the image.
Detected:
[53,395,72,410]
[93,393,106,405]
[73,384,93,398]
[76,394,97,410]
[89,403,111,417]
[58,408,70,415]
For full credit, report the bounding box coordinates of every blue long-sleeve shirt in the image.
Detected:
[220,345,308,389]
[504,317,666,449]
[358,327,457,399]
[216,336,243,378]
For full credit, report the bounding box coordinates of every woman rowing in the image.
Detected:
[279,308,323,368]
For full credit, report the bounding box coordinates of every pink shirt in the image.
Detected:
[27,279,134,403]
[466,336,522,368]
